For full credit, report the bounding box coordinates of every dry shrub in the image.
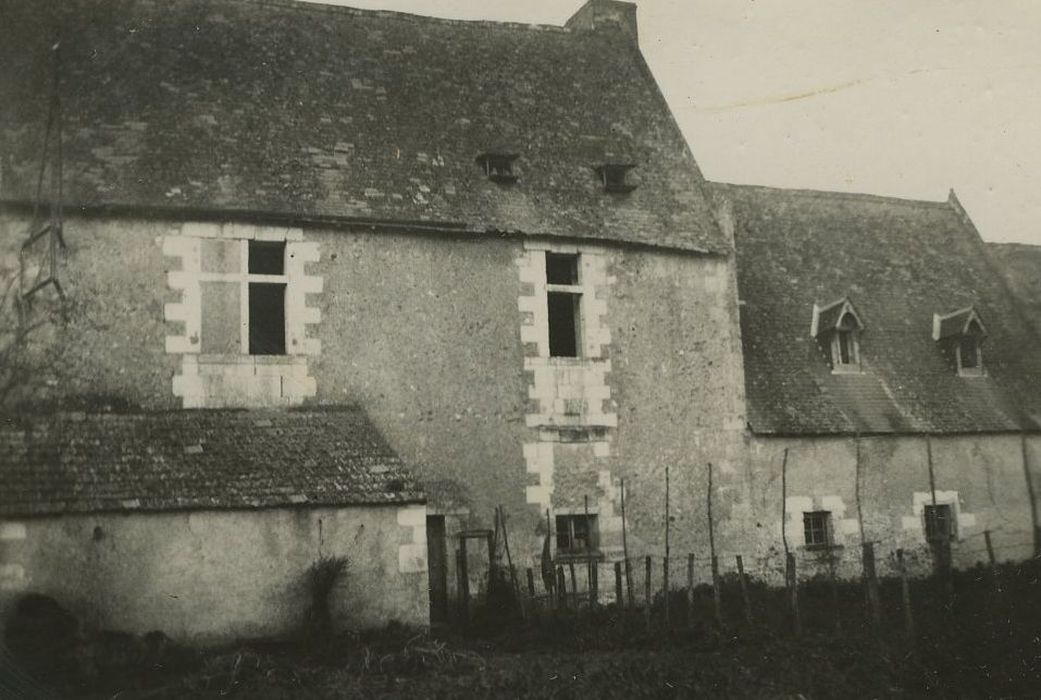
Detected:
[304,554,349,640]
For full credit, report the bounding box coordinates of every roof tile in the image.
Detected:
[719,183,1041,435]
[0,406,423,517]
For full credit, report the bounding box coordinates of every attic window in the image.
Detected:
[932,307,986,377]
[476,153,518,184]
[833,313,860,368]
[596,164,636,194]
[811,297,865,373]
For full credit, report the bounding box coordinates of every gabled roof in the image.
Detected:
[811,296,864,338]
[717,183,1041,435]
[0,406,423,517]
[933,306,987,341]
[0,0,726,254]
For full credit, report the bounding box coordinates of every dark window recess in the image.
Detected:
[249,240,285,275]
[548,292,580,357]
[476,153,518,184]
[249,283,286,355]
[959,336,979,368]
[597,164,637,193]
[546,252,579,285]
[924,504,955,542]
[803,511,832,547]
[556,514,598,554]
[837,330,854,364]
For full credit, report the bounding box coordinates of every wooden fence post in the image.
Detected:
[664,465,671,628]
[663,557,671,628]
[614,561,623,608]
[568,562,578,608]
[590,559,599,607]
[828,551,842,633]
[687,553,695,629]
[786,552,801,636]
[897,548,913,639]
[621,478,634,607]
[645,555,652,632]
[736,555,752,625]
[711,555,723,628]
[863,542,882,638]
[457,545,470,627]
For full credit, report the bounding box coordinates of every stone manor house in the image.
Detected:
[2,0,1040,643]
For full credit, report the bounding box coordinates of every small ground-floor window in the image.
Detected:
[803,511,833,547]
[555,514,598,555]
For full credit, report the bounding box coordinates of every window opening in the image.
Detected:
[803,511,832,547]
[831,313,860,370]
[597,163,637,193]
[249,240,285,275]
[924,503,955,543]
[546,252,579,285]
[555,514,598,554]
[957,320,984,373]
[546,252,581,358]
[476,153,518,184]
[248,282,286,355]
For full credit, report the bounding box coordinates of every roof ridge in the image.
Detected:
[987,241,1041,250]
[228,0,573,34]
[708,181,952,210]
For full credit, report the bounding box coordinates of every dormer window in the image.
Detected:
[834,314,858,366]
[811,297,865,373]
[476,153,518,184]
[595,164,636,193]
[933,307,987,376]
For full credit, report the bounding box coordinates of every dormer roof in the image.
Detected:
[933,306,987,342]
[811,297,864,338]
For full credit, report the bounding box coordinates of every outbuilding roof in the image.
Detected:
[718,183,1041,435]
[0,406,423,517]
[0,0,726,254]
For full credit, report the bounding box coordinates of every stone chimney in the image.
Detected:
[565,0,638,45]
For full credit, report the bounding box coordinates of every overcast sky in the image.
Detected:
[311,0,1041,245]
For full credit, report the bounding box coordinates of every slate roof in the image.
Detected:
[717,183,1041,435]
[988,242,1041,338]
[0,0,726,254]
[0,406,423,517]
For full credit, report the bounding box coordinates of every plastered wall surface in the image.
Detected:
[1,214,178,408]
[3,212,745,556]
[8,211,1037,603]
[741,434,1040,583]
[0,505,428,645]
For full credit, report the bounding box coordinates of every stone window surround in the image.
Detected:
[199,239,288,356]
[163,222,322,408]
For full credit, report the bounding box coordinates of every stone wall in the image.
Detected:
[0,213,747,576]
[0,504,428,645]
[736,433,1041,583]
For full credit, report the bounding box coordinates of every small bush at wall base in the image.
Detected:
[304,554,349,640]
[3,593,81,682]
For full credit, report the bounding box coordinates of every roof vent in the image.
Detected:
[565,0,639,45]
[595,163,637,193]
[476,153,519,184]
